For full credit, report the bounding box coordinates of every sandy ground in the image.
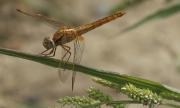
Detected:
[0,0,180,108]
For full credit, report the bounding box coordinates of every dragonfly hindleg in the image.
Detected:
[61,45,71,64]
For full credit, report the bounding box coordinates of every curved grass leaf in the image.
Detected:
[0,47,180,102]
[122,3,180,32]
[110,0,145,13]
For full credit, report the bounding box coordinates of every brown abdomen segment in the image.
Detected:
[75,11,125,35]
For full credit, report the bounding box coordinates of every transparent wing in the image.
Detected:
[72,35,85,90]
[16,8,65,28]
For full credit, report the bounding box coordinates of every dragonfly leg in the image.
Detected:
[40,49,50,55]
[48,47,57,57]
[61,45,71,68]
[52,47,57,56]
[40,47,56,57]
[63,45,71,62]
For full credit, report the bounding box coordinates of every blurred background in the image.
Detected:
[0,0,180,108]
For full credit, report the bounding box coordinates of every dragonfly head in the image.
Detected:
[43,37,55,49]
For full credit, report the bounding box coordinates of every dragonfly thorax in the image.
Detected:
[42,37,55,49]
[53,28,77,45]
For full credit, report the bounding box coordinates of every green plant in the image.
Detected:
[0,48,180,107]
[110,1,180,33]
[110,0,146,13]
[122,3,180,32]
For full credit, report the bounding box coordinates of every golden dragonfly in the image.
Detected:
[17,8,125,90]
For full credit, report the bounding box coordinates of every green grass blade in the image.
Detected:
[0,47,180,102]
[109,0,146,13]
[122,3,180,32]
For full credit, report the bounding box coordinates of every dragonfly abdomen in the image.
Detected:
[75,11,125,35]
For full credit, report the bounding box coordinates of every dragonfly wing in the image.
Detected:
[16,9,65,28]
[72,35,85,90]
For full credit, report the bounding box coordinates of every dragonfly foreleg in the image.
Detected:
[40,49,50,55]
[40,47,56,57]
[47,47,57,57]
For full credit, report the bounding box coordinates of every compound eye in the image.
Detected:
[43,37,54,49]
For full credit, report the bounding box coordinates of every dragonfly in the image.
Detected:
[16,8,125,90]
